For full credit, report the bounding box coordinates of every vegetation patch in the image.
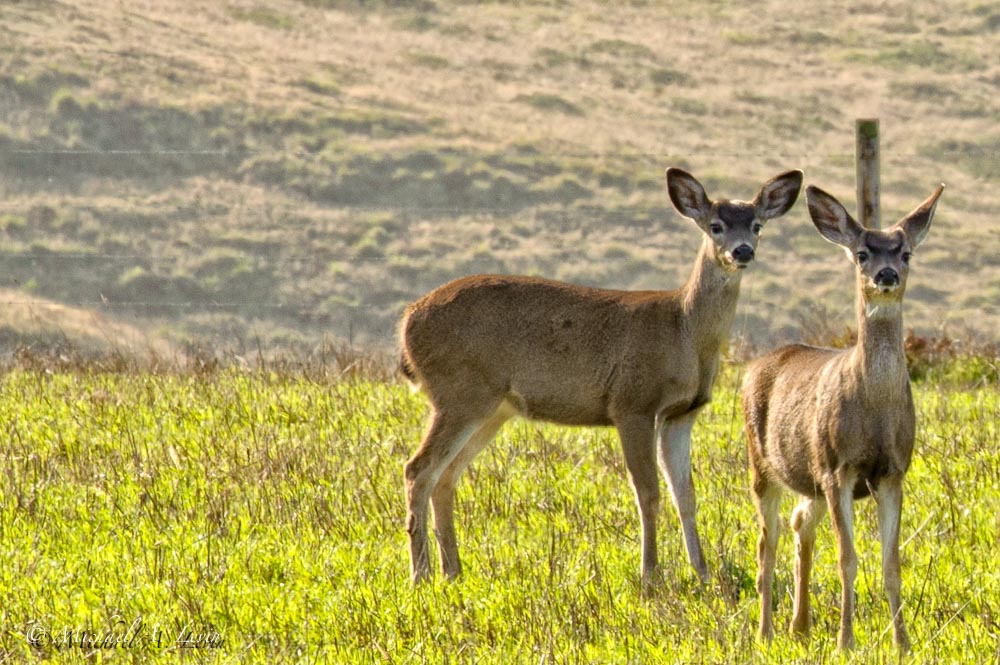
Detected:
[649,67,692,87]
[586,38,656,60]
[920,135,1000,179]
[295,0,438,11]
[513,92,584,116]
[243,145,607,212]
[0,366,996,661]
[406,51,451,69]
[296,76,341,97]
[226,5,296,30]
[533,47,589,69]
[846,41,985,72]
[2,89,243,183]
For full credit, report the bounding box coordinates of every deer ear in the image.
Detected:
[894,184,944,248]
[806,185,865,248]
[666,168,712,223]
[754,169,803,220]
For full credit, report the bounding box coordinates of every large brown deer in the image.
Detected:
[399,167,803,585]
[741,182,944,651]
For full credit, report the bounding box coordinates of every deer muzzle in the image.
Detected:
[874,267,900,292]
[730,244,755,268]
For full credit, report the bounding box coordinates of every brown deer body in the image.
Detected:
[741,183,944,651]
[400,168,803,585]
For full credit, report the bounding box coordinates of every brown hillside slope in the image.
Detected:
[0,1,996,352]
[0,288,175,362]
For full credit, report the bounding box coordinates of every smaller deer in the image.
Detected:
[400,167,803,586]
[741,182,944,651]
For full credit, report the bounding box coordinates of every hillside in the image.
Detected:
[1,0,998,354]
[0,287,177,364]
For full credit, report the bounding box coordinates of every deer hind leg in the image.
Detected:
[616,413,660,587]
[657,410,709,583]
[876,475,911,652]
[752,476,782,642]
[825,472,858,651]
[790,496,826,636]
[404,408,493,583]
[430,408,510,579]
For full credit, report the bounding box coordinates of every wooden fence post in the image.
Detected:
[855,118,880,229]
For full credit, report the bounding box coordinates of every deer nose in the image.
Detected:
[731,244,755,264]
[875,267,899,288]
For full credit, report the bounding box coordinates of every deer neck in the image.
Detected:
[680,237,743,353]
[850,280,907,390]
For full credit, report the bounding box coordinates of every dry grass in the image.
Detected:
[0,0,997,351]
[0,287,177,363]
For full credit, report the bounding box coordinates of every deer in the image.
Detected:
[398,167,803,586]
[741,182,944,652]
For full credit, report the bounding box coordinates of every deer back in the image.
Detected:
[400,274,707,425]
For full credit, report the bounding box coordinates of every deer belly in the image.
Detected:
[769,435,825,498]
[773,462,826,499]
[507,387,613,426]
[767,435,896,500]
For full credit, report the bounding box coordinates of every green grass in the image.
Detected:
[1,365,998,661]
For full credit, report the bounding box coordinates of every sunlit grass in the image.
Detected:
[0,366,997,661]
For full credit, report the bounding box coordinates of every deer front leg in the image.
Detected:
[617,414,660,587]
[876,476,911,652]
[657,410,709,583]
[825,473,858,651]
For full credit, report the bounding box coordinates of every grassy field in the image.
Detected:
[0,363,997,662]
[1,2,998,663]
[0,1,999,355]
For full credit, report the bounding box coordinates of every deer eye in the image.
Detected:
[752,222,763,235]
[709,223,724,235]
[902,252,912,264]
[856,251,869,263]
